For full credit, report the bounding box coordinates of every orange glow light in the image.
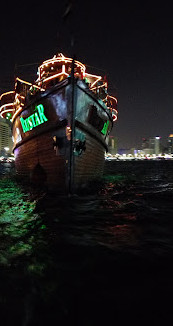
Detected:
[16,77,32,86]
[16,77,43,90]
[0,91,15,101]
[85,72,102,88]
[111,108,118,122]
[107,95,118,104]
[91,81,107,91]
[0,108,14,118]
[11,107,23,122]
[42,71,69,84]
[39,54,86,74]
[0,103,14,111]
[0,53,118,124]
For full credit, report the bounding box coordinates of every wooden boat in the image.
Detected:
[0,53,118,193]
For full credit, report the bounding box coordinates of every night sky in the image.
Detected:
[1,1,173,148]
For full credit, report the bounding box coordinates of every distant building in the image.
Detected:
[168,134,173,154]
[0,117,13,155]
[141,136,161,155]
[108,136,117,154]
[141,137,152,155]
[141,137,149,150]
[149,137,161,155]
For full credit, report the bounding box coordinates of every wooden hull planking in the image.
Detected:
[13,79,112,192]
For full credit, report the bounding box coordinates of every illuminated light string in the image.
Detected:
[15,77,32,87]
[0,91,15,101]
[14,94,25,107]
[106,95,118,116]
[38,54,115,108]
[111,108,118,122]
[0,108,14,118]
[15,77,45,91]
[91,82,108,91]
[39,60,85,80]
[0,103,14,118]
[42,71,69,84]
[39,61,85,85]
[11,106,23,122]
[14,100,24,108]
[112,114,118,122]
[40,68,82,83]
[39,54,86,73]
[39,54,103,89]
[107,94,118,104]
[0,103,14,110]
[113,109,118,114]
[0,53,118,122]
[66,126,71,141]
[15,94,25,100]
[85,73,102,88]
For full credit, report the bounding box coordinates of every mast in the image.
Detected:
[68,55,76,195]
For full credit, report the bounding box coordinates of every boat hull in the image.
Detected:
[12,79,112,192]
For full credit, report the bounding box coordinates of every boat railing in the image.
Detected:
[0,53,118,122]
[0,103,14,119]
[0,91,15,119]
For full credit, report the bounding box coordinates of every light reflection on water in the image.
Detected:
[1,160,173,325]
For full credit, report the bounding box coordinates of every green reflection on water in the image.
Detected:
[0,176,41,265]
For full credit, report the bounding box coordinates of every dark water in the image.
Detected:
[1,160,173,325]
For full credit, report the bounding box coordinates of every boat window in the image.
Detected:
[88,105,105,132]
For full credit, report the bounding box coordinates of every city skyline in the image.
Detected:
[1,1,173,148]
[109,134,173,152]
[115,133,173,150]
